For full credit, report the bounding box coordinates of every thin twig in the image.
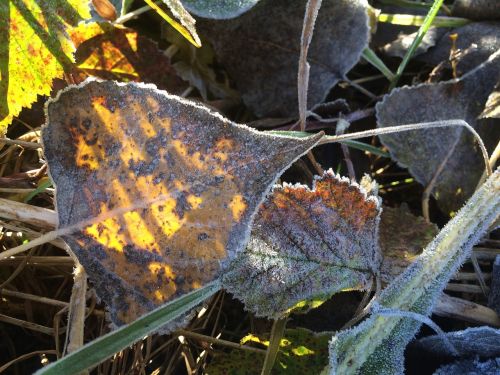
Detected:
[319,119,492,177]
[422,136,460,222]
[176,330,266,354]
[298,0,323,131]
[0,138,41,149]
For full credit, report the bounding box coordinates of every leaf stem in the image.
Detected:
[261,317,288,375]
[298,0,323,131]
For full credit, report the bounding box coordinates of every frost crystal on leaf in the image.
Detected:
[223,170,381,319]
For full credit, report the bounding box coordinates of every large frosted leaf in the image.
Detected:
[452,0,500,20]
[181,0,261,19]
[415,326,500,358]
[0,0,90,135]
[434,357,500,375]
[327,169,500,375]
[419,22,500,73]
[376,51,500,213]
[42,79,322,329]
[197,0,370,117]
[223,171,381,319]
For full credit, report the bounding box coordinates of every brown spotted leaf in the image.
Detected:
[379,205,438,285]
[376,51,500,214]
[70,22,187,93]
[222,171,381,319]
[42,79,322,328]
[196,0,370,117]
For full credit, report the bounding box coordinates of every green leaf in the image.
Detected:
[181,0,261,19]
[206,328,331,375]
[0,0,90,135]
[36,281,221,375]
[327,169,500,374]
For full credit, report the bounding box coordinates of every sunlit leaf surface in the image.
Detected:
[42,79,322,328]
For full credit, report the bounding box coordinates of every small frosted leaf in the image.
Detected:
[420,22,500,74]
[42,79,322,329]
[223,170,381,319]
[415,326,500,358]
[70,22,187,93]
[197,0,370,117]
[376,51,500,213]
[181,0,261,19]
[434,357,500,375]
[383,27,445,59]
[452,0,500,20]
[481,83,500,119]
[379,205,438,285]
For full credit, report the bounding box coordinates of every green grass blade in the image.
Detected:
[261,317,288,375]
[389,0,444,90]
[362,48,395,81]
[36,281,221,375]
[23,179,52,203]
[267,131,389,158]
[378,13,470,28]
[339,140,390,158]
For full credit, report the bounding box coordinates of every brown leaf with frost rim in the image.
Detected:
[223,170,381,319]
[376,51,500,214]
[42,79,322,328]
[197,0,370,118]
[379,205,438,285]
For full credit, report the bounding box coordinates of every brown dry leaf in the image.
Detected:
[70,22,187,94]
[419,22,500,74]
[223,171,381,319]
[196,0,370,117]
[379,205,438,285]
[42,79,322,328]
[376,51,500,213]
[452,0,500,21]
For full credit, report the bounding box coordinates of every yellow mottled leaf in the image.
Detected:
[0,0,90,135]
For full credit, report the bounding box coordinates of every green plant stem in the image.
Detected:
[261,317,288,375]
[378,13,470,27]
[389,0,444,90]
